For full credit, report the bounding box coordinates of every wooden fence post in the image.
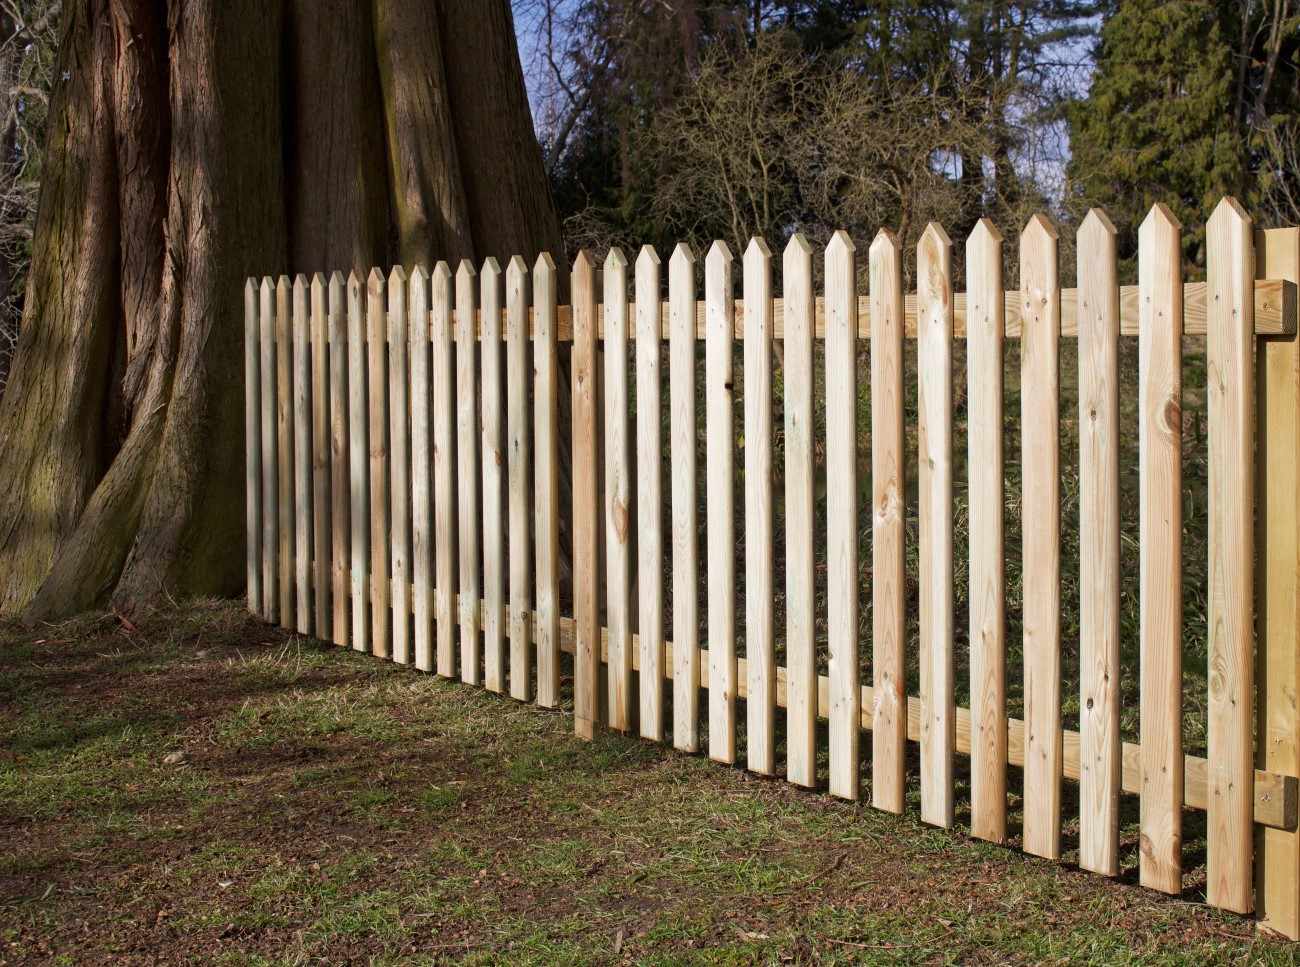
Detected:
[572,249,599,740]
[1255,224,1300,936]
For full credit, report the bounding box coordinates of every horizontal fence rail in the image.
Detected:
[246,200,1300,937]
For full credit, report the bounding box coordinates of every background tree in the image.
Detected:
[0,0,562,620]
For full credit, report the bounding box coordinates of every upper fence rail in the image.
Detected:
[243,201,1300,939]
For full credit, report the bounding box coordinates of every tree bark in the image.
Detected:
[0,0,565,621]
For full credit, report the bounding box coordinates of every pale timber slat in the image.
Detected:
[1206,198,1256,914]
[311,274,332,638]
[481,259,505,692]
[276,276,295,625]
[604,248,633,731]
[367,269,391,659]
[825,231,859,800]
[1254,226,1300,937]
[1138,204,1183,894]
[347,273,370,653]
[870,231,906,814]
[918,224,954,829]
[967,219,1006,843]
[329,274,350,647]
[244,280,262,616]
[533,254,560,707]
[388,267,411,665]
[635,246,665,741]
[506,256,531,701]
[670,243,700,754]
[573,251,599,740]
[1021,215,1062,860]
[706,241,737,765]
[260,278,278,622]
[784,234,816,788]
[410,267,433,671]
[432,263,457,678]
[743,238,775,776]
[293,276,312,634]
[1077,210,1121,876]
[455,261,481,684]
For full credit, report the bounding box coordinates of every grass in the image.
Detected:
[0,599,1291,964]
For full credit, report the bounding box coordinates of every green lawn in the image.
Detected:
[0,600,1289,965]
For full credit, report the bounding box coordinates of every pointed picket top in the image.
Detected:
[920,221,952,250]
[481,256,502,280]
[707,239,734,268]
[245,277,257,299]
[310,272,326,299]
[1079,208,1117,241]
[604,246,628,272]
[870,227,901,258]
[1141,201,1181,235]
[260,275,274,296]
[670,241,696,269]
[293,272,308,293]
[1209,195,1251,232]
[329,270,345,296]
[827,228,856,257]
[1021,212,1059,244]
[432,260,452,286]
[745,236,772,263]
[277,274,292,300]
[388,264,408,289]
[409,263,429,286]
[968,217,1004,247]
[347,270,363,299]
[506,255,528,286]
[533,250,557,276]
[636,244,660,272]
[367,267,385,297]
[456,258,477,285]
[785,232,813,260]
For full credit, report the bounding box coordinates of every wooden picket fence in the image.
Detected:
[245,199,1300,936]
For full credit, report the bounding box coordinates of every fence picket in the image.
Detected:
[870,230,906,814]
[574,250,599,739]
[410,266,433,671]
[245,280,262,616]
[432,262,457,678]
[636,246,665,740]
[389,266,411,665]
[825,231,859,800]
[1020,214,1063,860]
[1077,210,1121,876]
[348,272,370,653]
[744,237,775,776]
[293,276,312,634]
[1206,197,1255,913]
[534,253,560,707]
[706,240,737,764]
[311,274,331,637]
[1138,203,1184,893]
[329,273,350,647]
[967,219,1006,842]
[260,278,278,622]
[506,256,531,701]
[604,248,633,731]
[277,276,295,625]
[481,258,506,692]
[918,223,954,828]
[670,243,700,753]
[455,260,481,684]
[784,234,816,788]
[368,269,391,659]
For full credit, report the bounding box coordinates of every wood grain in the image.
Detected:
[636,246,665,741]
[388,267,411,665]
[825,231,859,800]
[244,280,262,616]
[1206,197,1255,913]
[670,243,700,753]
[455,261,480,684]
[311,275,331,638]
[347,273,370,653]
[329,274,350,647]
[506,256,532,701]
[481,259,506,692]
[367,269,390,659]
[573,251,599,740]
[1077,210,1121,876]
[604,248,633,731]
[966,219,1006,843]
[743,238,775,776]
[784,234,816,788]
[409,267,433,671]
[259,278,278,622]
[533,253,560,707]
[432,263,457,678]
[276,276,295,626]
[1138,203,1183,893]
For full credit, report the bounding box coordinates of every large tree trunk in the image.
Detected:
[0,0,564,620]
